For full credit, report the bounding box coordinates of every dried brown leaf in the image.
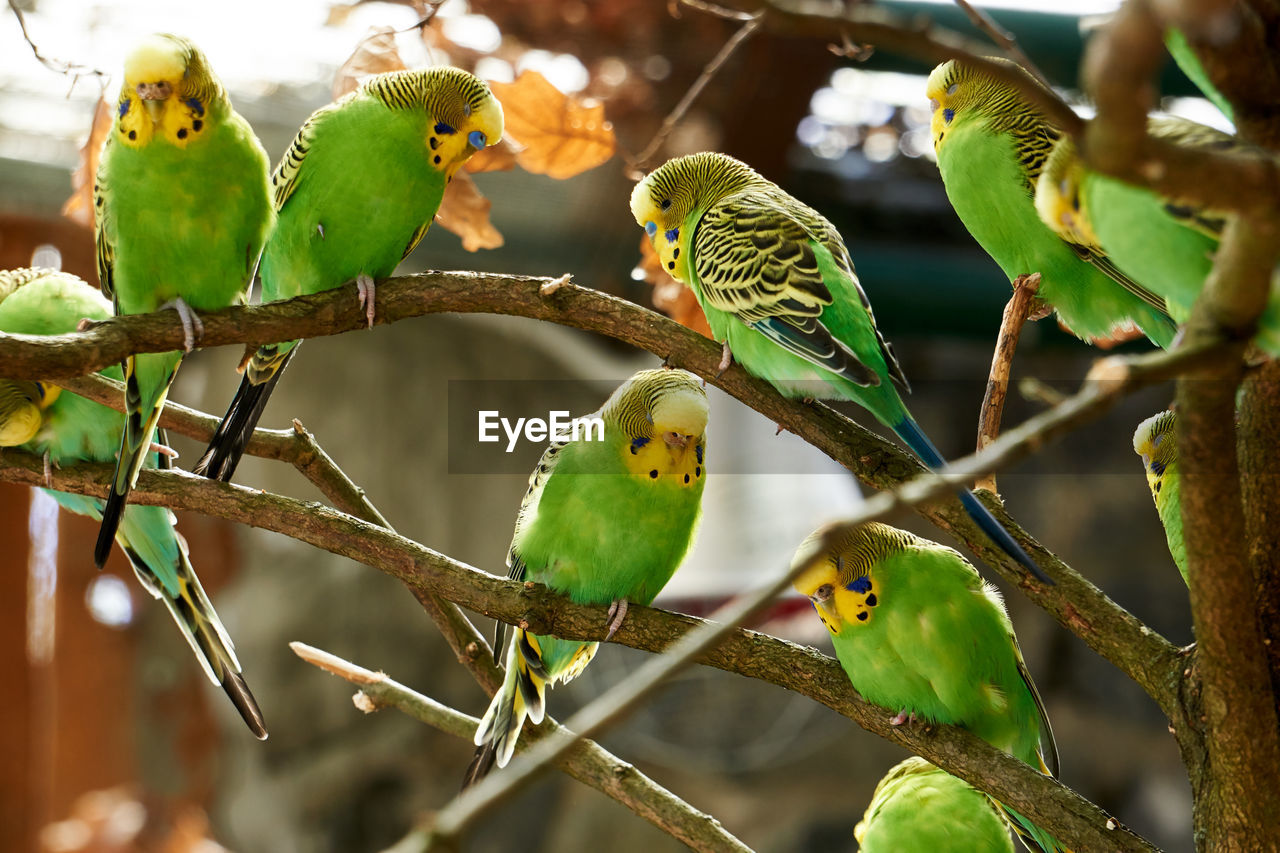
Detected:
[61,96,112,230]
[435,172,504,252]
[637,237,712,339]
[465,136,522,174]
[488,71,616,180]
[332,27,407,100]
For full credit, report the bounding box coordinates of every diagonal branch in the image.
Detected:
[0,453,1157,853]
[0,271,1189,711]
[289,643,752,853]
[952,0,1052,88]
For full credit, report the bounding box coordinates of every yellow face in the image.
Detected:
[116,34,210,149]
[926,60,962,156]
[0,379,55,447]
[433,92,505,180]
[1133,410,1176,497]
[630,173,693,285]
[1035,144,1100,249]
[791,525,887,634]
[621,385,708,489]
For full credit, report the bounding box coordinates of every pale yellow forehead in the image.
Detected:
[630,176,659,225]
[652,387,709,437]
[124,36,186,86]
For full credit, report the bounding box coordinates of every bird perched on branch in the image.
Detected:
[631,152,1050,584]
[792,522,1067,852]
[1133,409,1186,584]
[927,57,1176,348]
[93,33,273,566]
[1035,116,1280,355]
[0,268,266,739]
[466,368,708,783]
[856,757,1015,853]
[194,67,504,482]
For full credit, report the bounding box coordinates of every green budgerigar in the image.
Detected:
[1035,116,1280,355]
[792,522,1066,852]
[466,368,708,782]
[0,268,265,738]
[93,33,273,566]
[1133,409,1186,584]
[194,67,504,481]
[927,58,1176,348]
[631,152,1049,584]
[856,757,1015,853]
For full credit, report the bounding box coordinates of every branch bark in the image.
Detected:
[0,453,1157,853]
[975,272,1042,493]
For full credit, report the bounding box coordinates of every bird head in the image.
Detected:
[1035,136,1100,248]
[608,368,709,487]
[1133,408,1178,495]
[793,522,918,634]
[630,152,762,282]
[926,56,1040,156]
[402,67,504,178]
[117,34,219,148]
[0,380,53,447]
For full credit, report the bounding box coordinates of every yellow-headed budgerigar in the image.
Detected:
[194,68,504,481]
[631,152,1050,584]
[793,522,1068,852]
[0,268,265,738]
[856,757,1015,853]
[1133,409,1186,584]
[927,58,1176,348]
[93,33,272,566]
[466,368,708,783]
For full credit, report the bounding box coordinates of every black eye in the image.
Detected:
[660,199,672,211]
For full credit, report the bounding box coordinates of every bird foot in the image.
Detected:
[716,340,733,378]
[158,297,204,352]
[75,317,100,332]
[356,273,376,328]
[889,709,916,726]
[604,598,630,642]
[775,422,786,436]
[43,451,57,489]
[149,442,178,459]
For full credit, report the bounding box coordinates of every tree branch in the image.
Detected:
[952,0,1052,88]
[288,643,752,853]
[975,273,1042,493]
[0,454,1157,853]
[0,271,1189,712]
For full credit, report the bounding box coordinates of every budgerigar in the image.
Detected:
[927,58,1176,348]
[1035,116,1280,354]
[792,522,1067,852]
[630,152,1050,584]
[856,757,1015,853]
[1133,409,1186,584]
[94,34,272,566]
[466,369,708,782]
[0,268,266,738]
[194,67,504,481]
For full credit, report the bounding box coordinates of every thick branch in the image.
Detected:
[0,272,1185,712]
[288,643,751,853]
[0,455,1156,853]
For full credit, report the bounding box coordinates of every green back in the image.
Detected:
[100,106,271,314]
[829,543,1048,768]
[857,758,1014,853]
[260,93,446,304]
[936,126,1174,347]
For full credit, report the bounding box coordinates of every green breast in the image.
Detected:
[859,764,1014,853]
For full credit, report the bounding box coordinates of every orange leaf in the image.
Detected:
[636,237,713,339]
[61,96,112,230]
[434,172,504,252]
[487,71,616,180]
[465,136,522,174]
[332,27,407,100]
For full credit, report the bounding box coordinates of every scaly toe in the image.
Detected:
[603,598,630,642]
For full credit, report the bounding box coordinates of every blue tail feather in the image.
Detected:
[892,416,1052,585]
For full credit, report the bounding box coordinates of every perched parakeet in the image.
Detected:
[792,522,1066,853]
[855,757,1015,853]
[93,33,273,566]
[194,67,504,481]
[630,152,1050,584]
[1164,28,1233,123]
[1034,116,1280,355]
[466,369,708,782]
[927,58,1176,348]
[0,268,266,738]
[1133,409,1185,584]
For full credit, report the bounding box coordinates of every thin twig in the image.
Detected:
[952,0,1053,88]
[975,272,1042,493]
[289,643,752,853]
[628,11,764,175]
[7,0,108,89]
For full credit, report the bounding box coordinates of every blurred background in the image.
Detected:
[0,1,1219,850]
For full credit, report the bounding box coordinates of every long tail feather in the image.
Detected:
[994,798,1074,853]
[96,353,180,567]
[891,415,1052,584]
[119,527,267,739]
[194,344,296,482]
